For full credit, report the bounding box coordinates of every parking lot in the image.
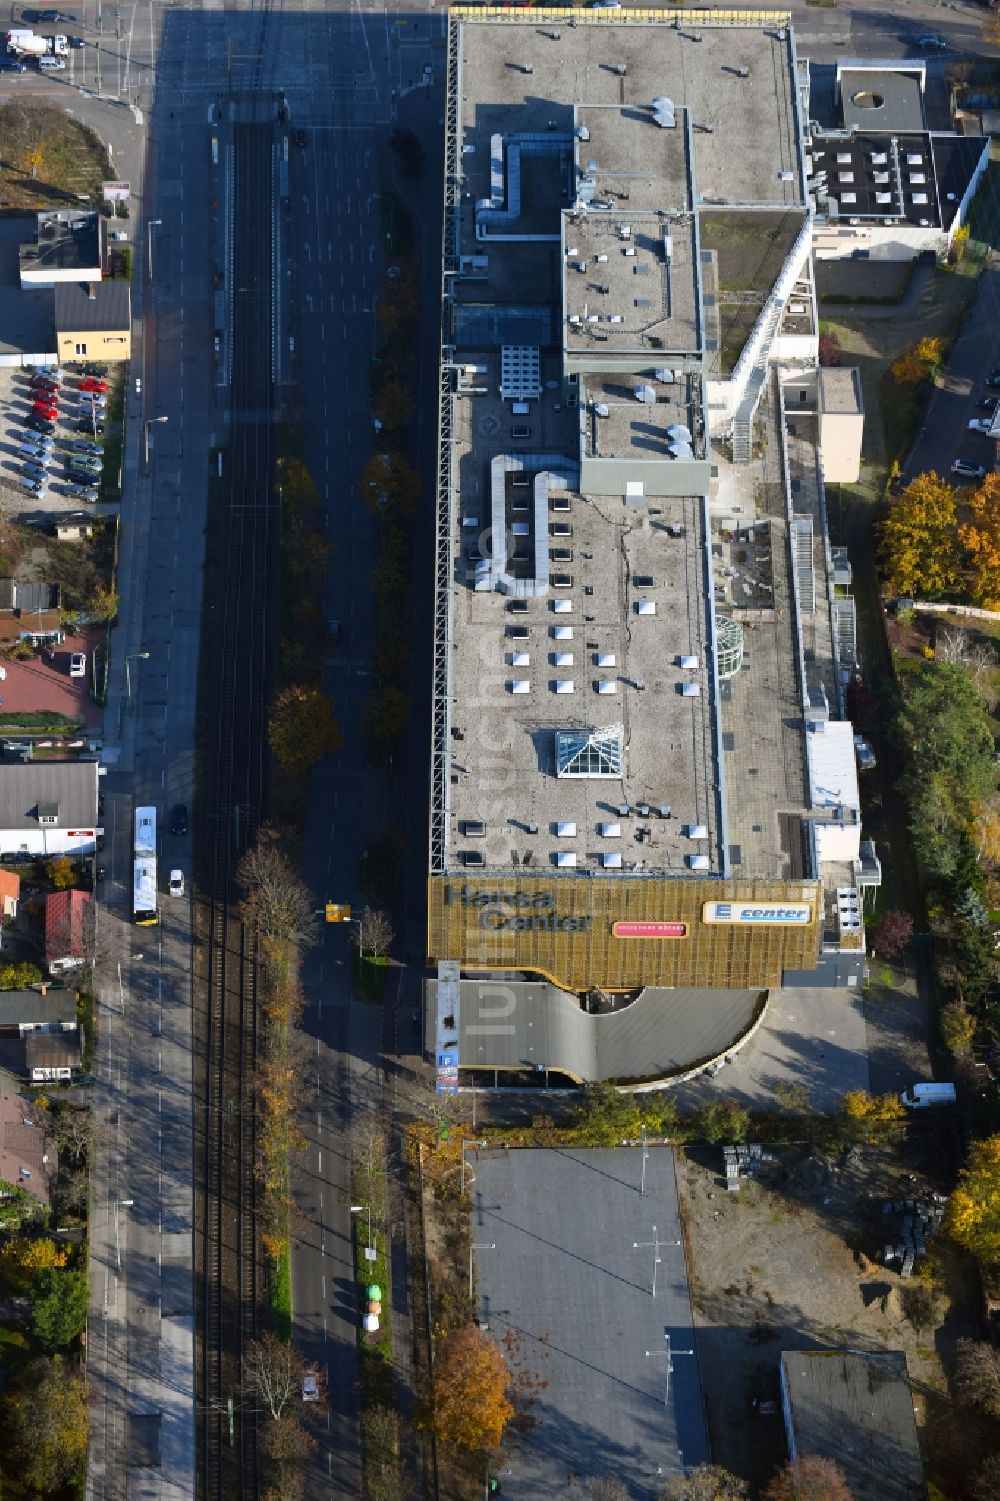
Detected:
[903,261,1000,486]
[471,1147,708,1498]
[0,361,119,523]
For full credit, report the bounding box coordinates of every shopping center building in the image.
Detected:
[428,9,885,1087]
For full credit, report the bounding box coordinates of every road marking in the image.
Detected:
[318,1150,323,1172]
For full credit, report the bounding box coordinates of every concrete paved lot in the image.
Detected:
[473,1147,708,1498]
[676,986,870,1114]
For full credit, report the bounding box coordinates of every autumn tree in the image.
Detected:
[881,472,959,598]
[237,826,318,948]
[960,474,1000,608]
[419,1324,514,1450]
[361,685,410,765]
[30,1267,90,1351]
[0,960,43,988]
[4,1356,88,1492]
[0,1179,41,1231]
[242,1333,311,1422]
[940,999,976,1057]
[818,330,841,367]
[359,451,422,519]
[697,1098,750,1144]
[943,1134,1000,1261]
[261,1409,317,1462]
[89,584,119,623]
[0,1236,67,1293]
[871,908,912,959]
[354,905,394,959]
[841,1090,905,1143]
[268,684,342,773]
[762,1456,853,1501]
[373,376,414,431]
[376,269,417,339]
[891,335,944,385]
[658,1466,748,1501]
[50,855,78,890]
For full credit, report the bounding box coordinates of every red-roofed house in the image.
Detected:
[44,889,92,977]
[0,869,19,921]
[0,1090,55,1206]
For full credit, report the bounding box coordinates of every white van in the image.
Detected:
[900,1082,957,1109]
[38,56,67,71]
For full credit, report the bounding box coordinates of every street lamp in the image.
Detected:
[633,1225,681,1298]
[124,651,150,699]
[144,414,168,468]
[147,218,162,281]
[645,1332,694,1410]
[114,1198,134,1272]
[349,1203,372,1253]
[469,1241,495,1301]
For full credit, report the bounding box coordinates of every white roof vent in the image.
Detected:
[595,680,618,695]
[554,680,575,694]
[678,654,699,669]
[596,652,617,668]
[778,170,794,182]
[551,624,574,639]
[510,680,530,694]
[680,681,701,697]
[686,853,710,870]
[602,851,623,868]
[686,824,709,840]
[635,384,656,404]
[510,651,530,667]
[555,821,577,837]
[552,599,573,614]
[597,822,621,838]
[594,402,610,417]
[553,652,574,667]
[556,850,578,868]
[635,600,656,616]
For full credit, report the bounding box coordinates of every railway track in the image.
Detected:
[199,113,277,1501]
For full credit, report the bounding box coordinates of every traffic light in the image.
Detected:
[487,1480,501,1496]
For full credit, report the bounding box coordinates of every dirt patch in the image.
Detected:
[678,1138,976,1494]
[0,103,112,212]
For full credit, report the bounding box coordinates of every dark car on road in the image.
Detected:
[170,803,188,836]
[0,57,27,72]
[66,35,84,47]
[24,10,76,21]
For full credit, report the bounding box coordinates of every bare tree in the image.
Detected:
[241,1332,311,1421]
[50,1105,92,1167]
[237,827,318,947]
[954,1338,1000,1420]
[936,627,997,695]
[353,905,394,959]
[589,1481,630,1501]
[659,1466,748,1501]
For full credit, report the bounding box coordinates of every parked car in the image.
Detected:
[300,1370,319,1402]
[21,462,48,483]
[72,439,102,456]
[69,651,86,678]
[986,373,1000,390]
[67,458,101,475]
[951,459,986,480]
[968,417,994,434]
[79,377,108,393]
[76,395,107,408]
[0,58,27,73]
[900,1082,956,1108]
[63,483,98,500]
[76,419,105,435]
[977,395,999,412]
[19,476,46,496]
[25,415,56,435]
[66,35,85,48]
[170,803,188,836]
[30,381,59,396]
[81,364,107,377]
[169,869,185,897]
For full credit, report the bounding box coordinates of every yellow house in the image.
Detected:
[53,279,131,364]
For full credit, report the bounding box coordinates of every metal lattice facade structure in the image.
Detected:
[428,874,821,992]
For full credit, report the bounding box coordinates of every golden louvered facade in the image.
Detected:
[428,875,822,992]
